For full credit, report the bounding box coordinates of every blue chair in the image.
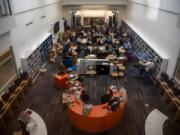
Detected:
[68,65,77,71]
[63,58,73,67]
[63,46,69,54]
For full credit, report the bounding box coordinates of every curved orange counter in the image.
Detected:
[68,92,127,133]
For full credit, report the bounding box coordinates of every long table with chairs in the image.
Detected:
[155,72,180,121]
[0,74,31,128]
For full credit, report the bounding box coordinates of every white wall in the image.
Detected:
[0,1,63,68]
[0,16,15,35]
[128,0,180,13]
[125,0,180,77]
[0,32,11,53]
[11,0,61,13]
[63,5,126,27]
[62,0,127,6]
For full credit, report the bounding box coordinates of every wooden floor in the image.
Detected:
[1,60,180,135]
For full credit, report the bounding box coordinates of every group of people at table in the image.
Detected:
[63,73,127,112]
[61,72,127,132]
[62,25,133,59]
[60,24,155,76]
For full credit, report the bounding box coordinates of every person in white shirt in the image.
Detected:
[145,61,155,72]
[82,38,87,44]
[77,37,82,43]
[139,59,155,75]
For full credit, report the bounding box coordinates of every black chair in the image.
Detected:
[20,71,29,80]
[80,91,91,104]
[172,87,180,96]
[14,78,22,87]
[161,72,169,83]
[167,79,175,89]
[8,85,16,95]
[1,92,10,103]
[101,94,111,104]
[0,100,4,110]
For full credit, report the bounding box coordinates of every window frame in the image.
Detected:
[0,0,11,17]
[174,56,180,84]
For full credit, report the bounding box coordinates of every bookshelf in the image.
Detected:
[21,33,53,81]
[121,21,168,79]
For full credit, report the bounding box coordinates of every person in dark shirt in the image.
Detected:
[108,97,121,112]
[84,47,91,56]
[80,90,91,104]
[63,17,67,32]
[101,89,113,104]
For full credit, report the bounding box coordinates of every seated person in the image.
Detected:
[80,90,91,104]
[105,45,109,52]
[57,62,66,75]
[68,43,77,53]
[82,38,88,44]
[101,89,113,104]
[85,47,91,56]
[63,54,72,59]
[77,37,82,44]
[63,54,73,67]
[108,97,121,112]
[77,76,84,84]
[63,44,69,54]
[139,59,155,75]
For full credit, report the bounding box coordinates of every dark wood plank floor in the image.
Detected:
[1,60,180,135]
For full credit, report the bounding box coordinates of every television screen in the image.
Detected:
[54,21,60,34]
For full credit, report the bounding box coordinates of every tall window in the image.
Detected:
[0,0,11,17]
[175,58,180,83]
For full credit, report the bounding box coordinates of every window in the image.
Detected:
[175,58,180,83]
[0,0,11,17]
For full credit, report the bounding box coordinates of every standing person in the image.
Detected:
[63,17,67,32]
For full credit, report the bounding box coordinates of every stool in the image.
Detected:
[53,74,68,89]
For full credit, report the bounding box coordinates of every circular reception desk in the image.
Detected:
[68,90,127,133]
